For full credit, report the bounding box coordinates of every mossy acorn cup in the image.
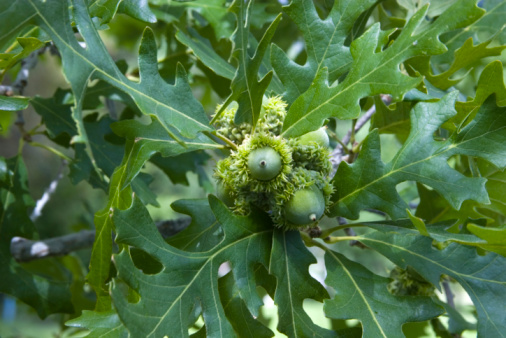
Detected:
[247,147,283,181]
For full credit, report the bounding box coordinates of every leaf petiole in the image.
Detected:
[320,223,365,238]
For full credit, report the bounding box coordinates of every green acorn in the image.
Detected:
[297,127,330,148]
[270,167,334,229]
[228,133,293,193]
[284,185,325,225]
[247,147,283,181]
[216,182,235,207]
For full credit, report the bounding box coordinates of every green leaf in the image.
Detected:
[176,28,235,80]
[66,309,128,337]
[118,0,156,23]
[69,114,125,190]
[356,228,506,337]
[366,218,506,257]
[0,95,29,111]
[218,272,274,337]
[435,0,506,66]
[111,117,221,189]
[408,38,506,91]
[88,0,122,24]
[110,195,333,337]
[370,96,413,142]
[477,160,506,224]
[88,157,133,310]
[0,156,73,318]
[17,0,211,172]
[0,3,37,48]
[323,249,443,338]
[281,0,483,137]
[150,151,210,186]
[415,158,506,226]
[407,210,430,237]
[88,115,219,308]
[0,111,14,134]
[268,231,334,337]
[82,1,156,27]
[467,223,506,256]
[330,92,506,220]
[431,297,476,335]
[110,196,274,337]
[31,92,76,145]
[214,1,281,128]
[0,37,45,80]
[415,183,484,224]
[166,199,223,252]
[151,0,234,39]
[249,32,284,95]
[397,0,460,19]
[271,0,377,103]
[447,61,506,131]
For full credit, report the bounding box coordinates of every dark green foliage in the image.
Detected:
[1,0,505,337]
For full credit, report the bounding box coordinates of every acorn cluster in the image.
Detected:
[213,96,334,229]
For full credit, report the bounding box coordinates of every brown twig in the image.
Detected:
[10,218,191,262]
[330,95,392,172]
[443,279,455,309]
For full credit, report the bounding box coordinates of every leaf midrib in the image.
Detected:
[145,230,272,337]
[331,122,503,209]
[282,12,434,136]
[27,0,210,133]
[326,249,388,337]
[358,236,506,285]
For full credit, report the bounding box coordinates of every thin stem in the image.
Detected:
[320,224,350,238]
[29,142,72,162]
[323,235,358,244]
[350,119,357,146]
[443,280,455,309]
[209,131,238,150]
[330,95,391,172]
[305,235,329,252]
[327,129,350,154]
[468,157,480,177]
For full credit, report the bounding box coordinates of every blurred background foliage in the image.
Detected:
[1,0,505,336]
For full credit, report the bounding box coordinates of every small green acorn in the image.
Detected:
[297,127,329,148]
[247,147,282,181]
[284,185,325,226]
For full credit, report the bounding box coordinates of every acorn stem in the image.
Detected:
[210,131,238,150]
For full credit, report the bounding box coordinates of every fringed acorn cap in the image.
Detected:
[257,96,287,136]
